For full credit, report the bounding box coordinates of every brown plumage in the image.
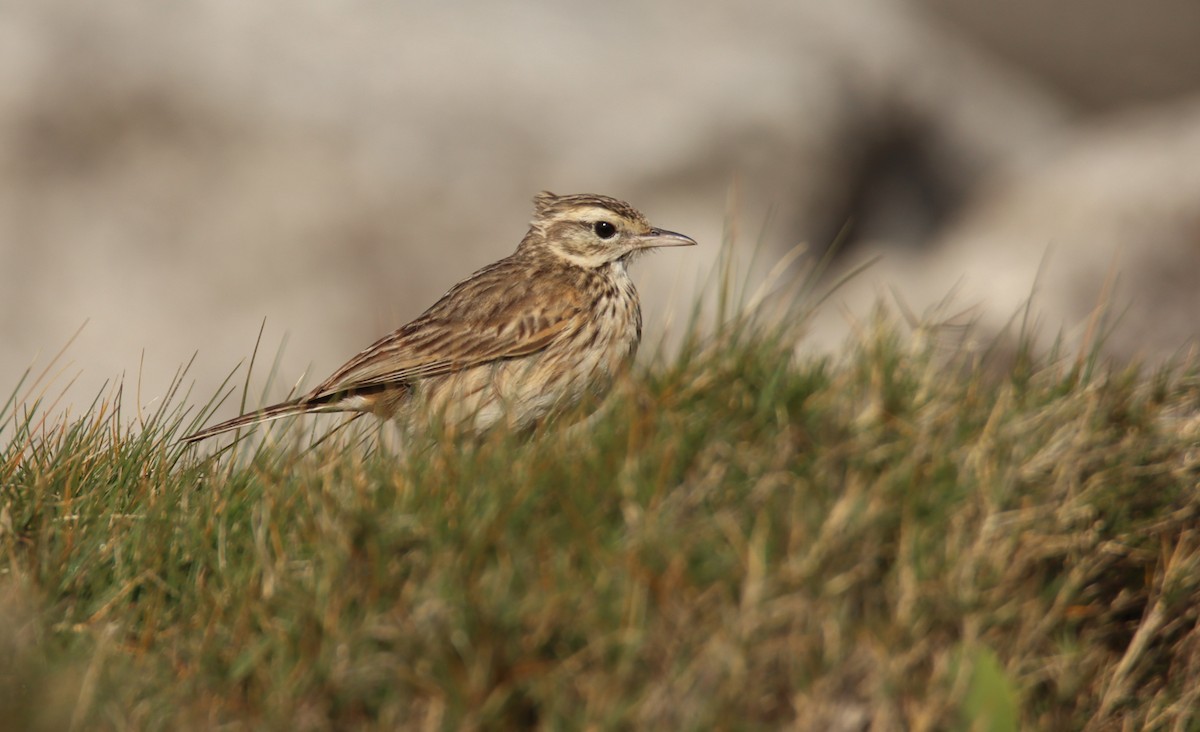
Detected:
[181,191,695,443]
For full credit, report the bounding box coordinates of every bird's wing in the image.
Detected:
[306,261,586,401]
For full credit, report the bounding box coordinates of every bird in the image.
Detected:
[181,191,695,444]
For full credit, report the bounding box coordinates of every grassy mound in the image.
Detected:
[3,311,1199,730]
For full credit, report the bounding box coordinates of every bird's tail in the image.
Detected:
[180,399,313,444]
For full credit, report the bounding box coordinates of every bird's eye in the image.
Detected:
[593,221,617,239]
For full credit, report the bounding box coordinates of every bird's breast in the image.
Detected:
[405,266,644,437]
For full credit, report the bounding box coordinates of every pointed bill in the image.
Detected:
[635,228,697,249]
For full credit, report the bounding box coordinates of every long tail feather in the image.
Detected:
[180,399,312,443]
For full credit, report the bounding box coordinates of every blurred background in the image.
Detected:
[4,0,1200,422]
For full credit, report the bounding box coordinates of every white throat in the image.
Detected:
[555,249,628,270]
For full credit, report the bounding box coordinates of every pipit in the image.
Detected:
[182,191,695,443]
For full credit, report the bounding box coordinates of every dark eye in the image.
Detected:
[593,221,617,239]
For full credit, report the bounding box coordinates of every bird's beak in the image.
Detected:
[635,228,697,249]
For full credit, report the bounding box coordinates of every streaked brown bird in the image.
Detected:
[182,191,695,443]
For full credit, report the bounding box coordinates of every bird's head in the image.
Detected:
[522,191,695,268]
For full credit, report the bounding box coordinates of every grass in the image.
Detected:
[3,280,1200,730]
